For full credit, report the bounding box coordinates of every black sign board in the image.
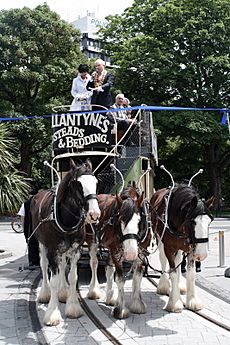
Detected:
[52,112,114,152]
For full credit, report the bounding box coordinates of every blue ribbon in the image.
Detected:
[220,110,229,125]
[0,105,228,122]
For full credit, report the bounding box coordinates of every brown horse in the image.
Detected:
[85,183,152,319]
[29,159,100,326]
[150,183,213,312]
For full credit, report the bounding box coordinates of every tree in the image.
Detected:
[0,123,30,215]
[100,0,230,208]
[0,4,85,175]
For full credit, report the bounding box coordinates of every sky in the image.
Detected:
[0,0,134,22]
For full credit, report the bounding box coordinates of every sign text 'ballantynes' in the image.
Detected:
[52,112,113,150]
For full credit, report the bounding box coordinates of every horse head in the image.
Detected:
[116,185,145,261]
[57,159,100,225]
[168,184,213,261]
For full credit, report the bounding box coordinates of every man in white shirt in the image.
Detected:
[110,94,136,145]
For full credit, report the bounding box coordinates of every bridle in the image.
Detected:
[184,211,213,246]
[98,197,149,246]
[121,199,150,245]
[84,192,98,208]
[156,195,213,247]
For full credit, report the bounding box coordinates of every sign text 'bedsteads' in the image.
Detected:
[52,112,113,150]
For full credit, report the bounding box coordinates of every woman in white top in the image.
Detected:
[70,64,92,111]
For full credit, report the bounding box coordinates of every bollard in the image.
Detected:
[225,267,230,278]
[218,230,226,267]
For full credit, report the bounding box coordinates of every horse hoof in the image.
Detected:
[43,310,63,326]
[186,297,203,311]
[87,288,101,300]
[65,303,84,318]
[113,306,129,319]
[130,300,146,314]
[157,274,170,295]
[58,289,68,303]
[157,286,170,295]
[165,300,183,313]
[106,298,117,306]
[37,290,51,304]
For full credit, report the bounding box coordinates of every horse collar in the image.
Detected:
[52,187,86,235]
[165,223,187,240]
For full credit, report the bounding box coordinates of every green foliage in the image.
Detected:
[0,5,83,111]
[0,4,85,177]
[100,0,230,206]
[0,124,30,215]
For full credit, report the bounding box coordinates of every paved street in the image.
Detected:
[0,218,229,344]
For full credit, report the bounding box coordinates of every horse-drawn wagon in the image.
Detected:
[30,104,213,325]
[50,104,157,267]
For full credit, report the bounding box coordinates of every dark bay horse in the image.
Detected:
[85,184,152,319]
[150,183,213,312]
[30,159,100,325]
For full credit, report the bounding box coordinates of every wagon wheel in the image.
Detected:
[11,216,23,233]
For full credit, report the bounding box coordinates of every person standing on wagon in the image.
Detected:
[70,63,92,111]
[87,58,114,109]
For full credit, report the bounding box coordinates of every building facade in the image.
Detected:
[71,12,110,64]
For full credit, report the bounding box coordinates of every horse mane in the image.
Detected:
[120,183,141,200]
[119,198,136,225]
[169,183,205,222]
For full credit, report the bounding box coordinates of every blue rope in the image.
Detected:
[0,105,228,122]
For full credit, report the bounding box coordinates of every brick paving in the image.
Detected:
[0,219,230,345]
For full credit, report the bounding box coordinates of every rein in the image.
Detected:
[139,249,190,275]
[98,198,119,241]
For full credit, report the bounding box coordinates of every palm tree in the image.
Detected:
[0,123,30,215]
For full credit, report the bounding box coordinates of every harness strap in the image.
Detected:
[97,198,118,242]
[122,233,139,241]
[166,224,187,239]
[152,193,210,245]
[84,193,97,203]
[189,237,209,244]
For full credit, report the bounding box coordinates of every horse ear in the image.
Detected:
[85,158,92,171]
[70,159,77,170]
[137,192,144,208]
[190,196,198,209]
[205,196,215,209]
[116,192,123,207]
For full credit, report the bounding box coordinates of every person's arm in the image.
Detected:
[101,73,115,91]
[71,78,78,98]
